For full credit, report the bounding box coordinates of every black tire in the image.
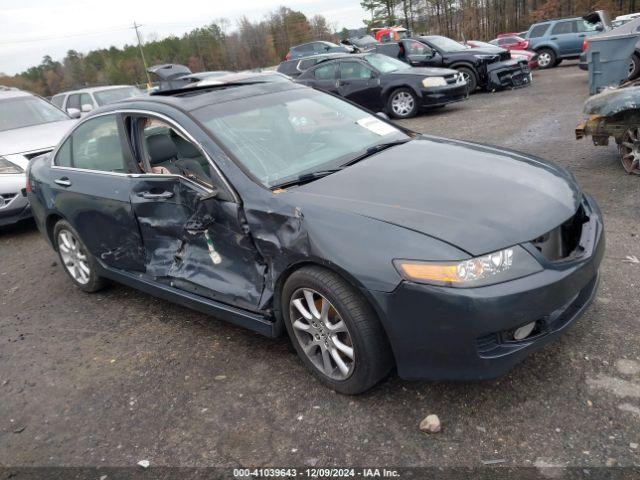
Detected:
[282,266,393,395]
[456,66,477,93]
[555,58,563,66]
[628,53,640,80]
[53,219,108,293]
[386,87,419,119]
[537,48,556,69]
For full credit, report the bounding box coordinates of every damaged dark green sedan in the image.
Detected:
[28,80,604,394]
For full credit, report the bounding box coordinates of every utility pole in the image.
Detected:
[133,21,152,88]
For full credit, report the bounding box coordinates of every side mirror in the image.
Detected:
[81,103,93,113]
[198,188,219,202]
[595,24,604,31]
[67,107,81,119]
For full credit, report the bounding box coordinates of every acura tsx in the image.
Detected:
[27,80,604,394]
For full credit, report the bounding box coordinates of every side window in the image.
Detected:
[577,20,599,32]
[551,21,575,35]
[296,44,314,54]
[339,62,373,80]
[313,43,329,53]
[71,114,126,172]
[298,58,316,70]
[51,95,64,108]
[80,93,93,108]
[529,23,550,38]
[66,94,81,110]
[405,40,430,55]
[313,63,337,80]
[140,117,214,188]
[55,137,72,167]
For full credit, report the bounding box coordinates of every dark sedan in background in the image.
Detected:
[296,53,468,118]
[27,79,603,394]
[375,35,531,92]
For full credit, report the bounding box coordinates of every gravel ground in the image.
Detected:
[1,62,639,471]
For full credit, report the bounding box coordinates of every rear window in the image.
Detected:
[529,23,550,38]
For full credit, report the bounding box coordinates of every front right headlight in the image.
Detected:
[422,76,447,87]
[394,245,542,288]
[0,156,23,174]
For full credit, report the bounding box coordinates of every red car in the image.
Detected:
[464,41,538,70]
[489,35,530,51]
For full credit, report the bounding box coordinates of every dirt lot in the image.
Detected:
[1,62,639,471]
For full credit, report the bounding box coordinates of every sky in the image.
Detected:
[0,0,368,75]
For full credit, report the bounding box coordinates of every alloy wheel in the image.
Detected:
[619,127,640,174]
[289,288,355,380]
[538,52,552,68]
[58,229,91,284]
[629,58,637,78]
[391,91,415,117]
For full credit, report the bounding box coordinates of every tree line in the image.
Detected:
[0,7,337,97]
[361,0,637,41]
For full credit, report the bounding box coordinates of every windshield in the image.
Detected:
[365,53,410,73]
[426,36,469,52]
[93,87,142,106]
[192,89,408,187]
[0,96,69,132]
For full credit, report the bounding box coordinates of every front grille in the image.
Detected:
[532,205,588,262]
[0,193,17,208]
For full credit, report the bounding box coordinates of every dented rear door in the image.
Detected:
[129,175,266,310]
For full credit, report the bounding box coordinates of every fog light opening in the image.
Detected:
[513,321,537,341]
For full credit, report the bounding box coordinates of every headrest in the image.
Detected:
[146,134,178,165]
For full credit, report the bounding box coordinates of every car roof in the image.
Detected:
[104,80,307,113]
[0,87,33,100]
[54,85,136,96]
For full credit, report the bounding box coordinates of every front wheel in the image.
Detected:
[456,67,477,93]
[628,53,640,80]
[537,48,556,69]
[53,220,107,292]
[386,88,419,119]
[618,127,640,174]
[282,266,393,394]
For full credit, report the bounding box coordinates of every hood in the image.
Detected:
[290,137,581,256]
[0,120,76,156]
[390,67,458,77]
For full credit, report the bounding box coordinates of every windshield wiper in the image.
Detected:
[340,138,411,168]
[270,139,411,190]
[271,169,342,189]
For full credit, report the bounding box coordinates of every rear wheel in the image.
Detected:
[386,88,418,119]
[53,220,107,292]
[456,66,477,93]
[282,266,393,394]
[618,127,640,174]
[628,53,640,80]
[537,48,556,69]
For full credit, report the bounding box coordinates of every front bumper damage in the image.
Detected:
[369,194,604,380]
[486,59,532,91]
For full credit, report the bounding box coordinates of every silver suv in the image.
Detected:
[51,85,143,118]
[0,87,75,226]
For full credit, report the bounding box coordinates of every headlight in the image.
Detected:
[422,77,447,87]
[0,156,23,174]
[394,245,542,288]
[474,54,498,61]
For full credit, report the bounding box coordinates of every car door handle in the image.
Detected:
[138,190,174,200]
[54,177,72,187]
[550,36,558,40]
[578,34,586,37]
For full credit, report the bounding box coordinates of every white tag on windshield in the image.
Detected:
[356,117,397,136]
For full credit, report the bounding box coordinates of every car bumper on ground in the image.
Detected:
[486,59,532,90]
[0,175,31,227]
[370,195,604,380]
[419,83,469,108]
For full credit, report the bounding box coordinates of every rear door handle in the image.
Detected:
[138,190,174,200]
[54,177,72,187]
[550,36,558,40]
